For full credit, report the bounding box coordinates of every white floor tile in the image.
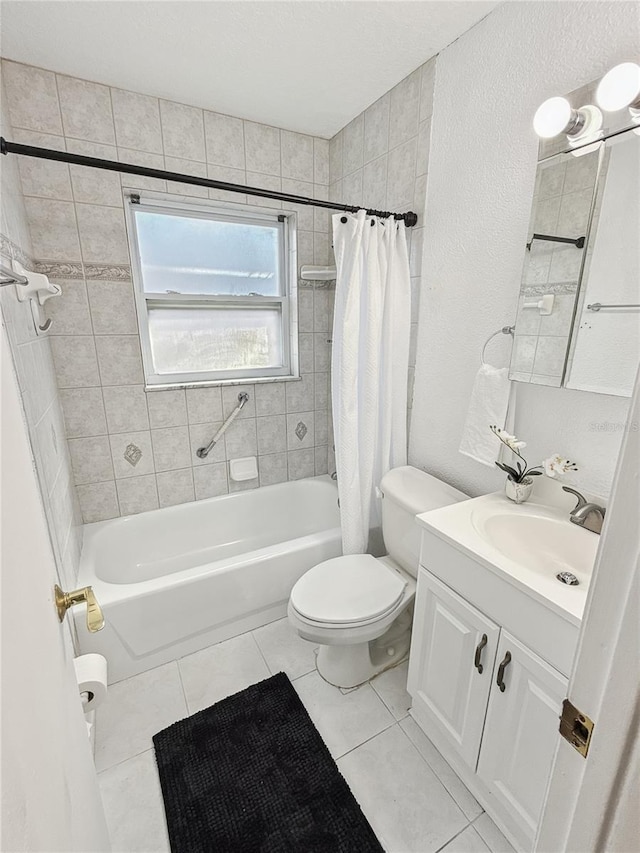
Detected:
[178,631,270,714]
[338,724,468,853]
[371,660,411,720]
[252,617,317,680]
[95,662,187,772]
[440,825,491,853]
[294,670,395,759]
[472,814,516,853]
[99,749,170,853]
[400,716,483,822]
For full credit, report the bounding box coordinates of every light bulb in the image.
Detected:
[596,62,640,112]
[533,97,573,138]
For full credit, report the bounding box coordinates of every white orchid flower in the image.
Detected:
[543,454,577,478]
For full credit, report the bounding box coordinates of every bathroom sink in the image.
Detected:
[471,509,598,583]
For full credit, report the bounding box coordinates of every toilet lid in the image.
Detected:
[290,555,407,625]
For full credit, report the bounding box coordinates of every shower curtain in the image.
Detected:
[331,210,411,554]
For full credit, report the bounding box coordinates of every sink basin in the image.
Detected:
[471,508,599,583]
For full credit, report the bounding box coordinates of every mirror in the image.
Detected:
[510,124,639,395]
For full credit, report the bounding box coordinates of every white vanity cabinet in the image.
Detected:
[408,562,570,852]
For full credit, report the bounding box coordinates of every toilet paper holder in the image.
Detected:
[54,585,105,633]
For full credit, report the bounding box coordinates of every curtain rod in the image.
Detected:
[0,137,418,227]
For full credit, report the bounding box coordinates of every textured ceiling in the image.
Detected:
[0,1,498,137]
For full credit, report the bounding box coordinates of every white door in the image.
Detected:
[408,569,500,767]
[477,631,567,851]
[1,331,110,852]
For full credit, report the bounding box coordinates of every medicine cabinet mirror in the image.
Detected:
[509,81,640,397]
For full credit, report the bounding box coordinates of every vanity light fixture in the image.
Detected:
[532,96,602,142]
[596,61,640,115]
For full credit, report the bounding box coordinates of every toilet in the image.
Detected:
[288,466,467,688]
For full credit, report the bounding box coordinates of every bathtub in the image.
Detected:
[75,476,341,682]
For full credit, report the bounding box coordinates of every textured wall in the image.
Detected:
[0,68,82,587]
[410,1,638,500]
[1,59,334,522]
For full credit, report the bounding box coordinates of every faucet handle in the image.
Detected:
[562,486,588,512]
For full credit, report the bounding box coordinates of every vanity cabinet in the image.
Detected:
[408,566,568,852]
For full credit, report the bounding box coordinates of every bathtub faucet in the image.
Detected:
[197,392,250,459]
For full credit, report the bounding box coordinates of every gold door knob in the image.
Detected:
[54,585,105,633]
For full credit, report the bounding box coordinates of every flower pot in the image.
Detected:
[505,476,534,504]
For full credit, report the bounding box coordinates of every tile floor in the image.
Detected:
[96,618,516,853]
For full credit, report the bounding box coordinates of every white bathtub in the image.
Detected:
[75,476,341,682]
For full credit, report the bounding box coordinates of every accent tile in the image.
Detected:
[156,467,195,508]
[116,474,159,516]
[110,430,154,479]
[287,412,314,450]
[57,75,115,144]
[102,385,149,433]
[178,632,270,714]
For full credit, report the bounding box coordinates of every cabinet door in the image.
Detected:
[477,631,568,851]
[408,569,500,768]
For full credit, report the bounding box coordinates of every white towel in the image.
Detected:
[459,364,513,467]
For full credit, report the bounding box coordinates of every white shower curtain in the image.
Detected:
[331,210,412,554]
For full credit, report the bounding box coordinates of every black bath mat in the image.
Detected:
[153,672,384,853]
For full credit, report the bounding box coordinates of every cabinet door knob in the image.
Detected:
[496,651,512,692]
[474,633,488,674]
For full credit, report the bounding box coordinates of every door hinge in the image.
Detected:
[559,698,595,758]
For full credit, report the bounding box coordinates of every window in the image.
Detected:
[126,193,298,387]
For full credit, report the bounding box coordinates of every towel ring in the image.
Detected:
[481,326,514,366]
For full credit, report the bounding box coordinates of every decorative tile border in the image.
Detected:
[34,261,84,280]
[84,263,132,281]
[0,232,33,268]
[522,281,578,297]
[32,261,133,281]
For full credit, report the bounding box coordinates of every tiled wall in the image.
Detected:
[1,59,335,522]
[327,57,436,417]
[0,69,82,588]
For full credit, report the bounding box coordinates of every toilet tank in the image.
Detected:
[380,466,467,577]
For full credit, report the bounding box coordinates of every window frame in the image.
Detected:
[125,190,299,389]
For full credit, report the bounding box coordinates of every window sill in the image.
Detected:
[145,374,302,392]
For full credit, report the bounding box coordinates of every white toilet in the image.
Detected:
[288,466,467,688]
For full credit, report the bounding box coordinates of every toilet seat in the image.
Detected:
[289,554,407,626]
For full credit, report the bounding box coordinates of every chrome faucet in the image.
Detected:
[562,487,606,535]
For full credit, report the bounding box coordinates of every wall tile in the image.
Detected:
[313,334,331,372]
[387,138,418,210]
[207,164,246,203]
[67,140,122,206]
[117,148,166,192]
[286,412,315,450]
[363,155,388,211]
[416,119,431,177]
[314,139,330,185]
[389,68,421,150]
[246,172,281,208]
[103,385,149,433]
[110,430,154,478]
[46,278,92,335]
[287,448,315,480]
[281,131,314,182]
[532,336,568,376]
[254,382,286,416]
[12,129,71,200]
[329,132,343,183]
[111,88,162,153]
[364,94,390,165]
[297,231,314,268]
[204,111,245,169]
[87,280,137,334]
[193,462,228,500]
[24,198,81,261]
[420,59,436,121]
[342,169,363,207]
[159,99,205,162]
[189,421,226,466]
[77,481,119,522]
[314,410,329,445]
[164,157,208,198]
[314,372,329,410]
[244,121,281,176]
[156,467,195,508]
[258,452,288,486]
[60,387,107,438]
[343,115,364,175]
[147,389,187,428]
[298,290,314,333]
[222,384,256,419]
[286,373,314,413]
[256,415,287,455]
[299,333,314,373]
[95,335,143,385]
[281,178,314,231]
[3,61,63,134]
[186,386,222,424]
[314,446,329,475]
[313,186,330,232]
[69,435,114,485]
[224,418,257,459]
[116,474,159,516]
[151,426,191,472]
[57,75,115,144]
[51,336,100,387]
[76,204,129,264]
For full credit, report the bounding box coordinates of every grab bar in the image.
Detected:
[0,262,29,287]
[196,392,249,458]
